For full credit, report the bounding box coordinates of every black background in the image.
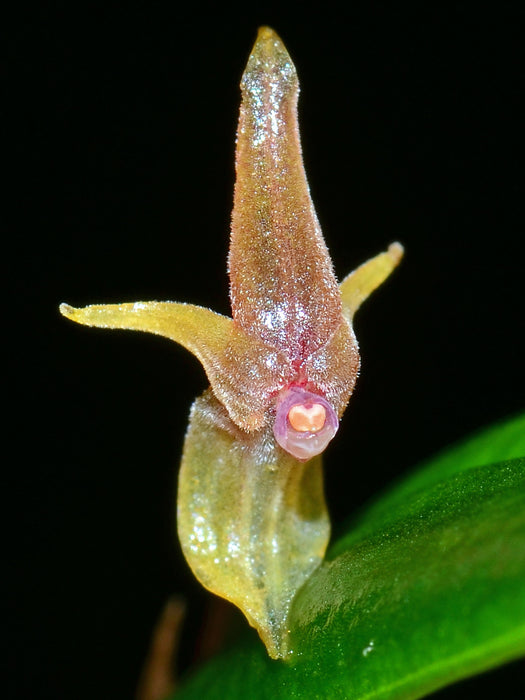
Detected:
[7,3,525,699]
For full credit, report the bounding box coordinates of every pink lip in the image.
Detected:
[273,386,339,461]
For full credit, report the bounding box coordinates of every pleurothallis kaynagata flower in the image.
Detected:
[60,26,403,658]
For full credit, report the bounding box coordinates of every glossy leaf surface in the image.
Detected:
[173,413,525,699]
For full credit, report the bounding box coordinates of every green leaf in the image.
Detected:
[173,414,525,699]
[331,411,525,556]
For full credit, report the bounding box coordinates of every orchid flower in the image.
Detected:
[60,27,402,659]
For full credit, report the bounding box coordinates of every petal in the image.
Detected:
[339,242,404,320]
[177,389,330,659]
[59,301,287,431]
[229,27,342,361]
